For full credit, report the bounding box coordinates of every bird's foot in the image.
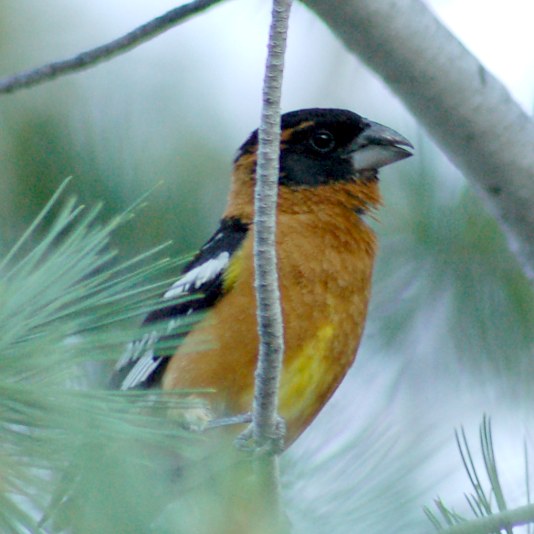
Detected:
[234,416,286,456]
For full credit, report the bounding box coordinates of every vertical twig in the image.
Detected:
[252,0,292,448]
[247,3,293,529]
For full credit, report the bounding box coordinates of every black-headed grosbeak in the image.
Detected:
[112,108,412,447]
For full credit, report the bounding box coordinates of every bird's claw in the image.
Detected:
[234,416,286,456]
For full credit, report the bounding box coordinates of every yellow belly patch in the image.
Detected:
[222,248,245,292]
[278,323,335,419]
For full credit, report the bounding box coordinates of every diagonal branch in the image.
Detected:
[302,0,534,283]
[251,0,293,449]
[0,0,225,94]
[442,503,534,534]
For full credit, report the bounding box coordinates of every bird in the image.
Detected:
[112,108,413,448]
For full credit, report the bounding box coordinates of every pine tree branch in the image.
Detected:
[427,419,534,533]
[0,0,225,94]
[302,0,534,283]
[250,0,292,450]
[442,503,534,534]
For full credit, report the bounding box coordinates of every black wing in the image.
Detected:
[111,217,249,390]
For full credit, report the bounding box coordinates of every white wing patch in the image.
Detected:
[116,331,161,390]
[116,252,229,390]
[163,251,230,299]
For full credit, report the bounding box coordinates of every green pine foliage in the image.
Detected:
[425,418,534,533]
[0,183,233,533]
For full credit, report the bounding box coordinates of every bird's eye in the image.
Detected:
[310,130,336,152]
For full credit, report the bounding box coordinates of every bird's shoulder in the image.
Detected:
[148,216,250,319]
[111,217,250,390]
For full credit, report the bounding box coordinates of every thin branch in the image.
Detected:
[302,0,534,283]
[251,0,292,450]
[441,503,534,534]
[0,0,225,94]
[205,412,252,429]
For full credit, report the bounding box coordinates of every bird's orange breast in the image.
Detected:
[162,181,378,445]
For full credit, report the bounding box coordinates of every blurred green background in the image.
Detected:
[1,0,533,532]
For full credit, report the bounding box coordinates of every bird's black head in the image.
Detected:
[236,108,413,187]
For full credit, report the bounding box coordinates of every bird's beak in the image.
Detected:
[350,120,414,171]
